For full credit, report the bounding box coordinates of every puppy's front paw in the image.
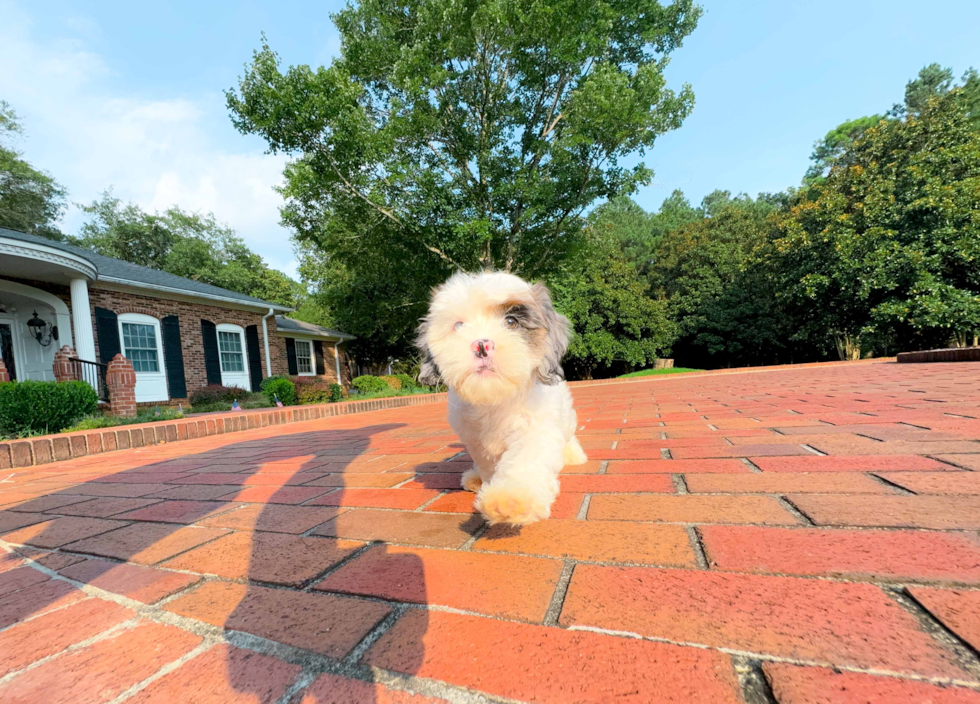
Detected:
[564,436,588,466]
[475,483,551,526]
[461,468,483,493]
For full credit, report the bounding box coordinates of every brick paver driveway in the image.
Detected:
[2,361,980,703]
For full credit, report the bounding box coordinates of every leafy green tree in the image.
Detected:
[772,89,980,357]
[804,115,884,183]
[0,101,67,240]
[226,0,702,361]
[590,190,701,285]
[648,195,783,366]
[295,244,437,363]
[650,189,702,239]
[550,228,675,379]
[73,192,302,307]
[891,63,980,127]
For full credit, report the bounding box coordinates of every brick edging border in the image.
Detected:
[0,392,448,470]
[897,347,980,363]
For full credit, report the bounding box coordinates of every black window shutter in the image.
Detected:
[313,340,326,376]
[161,316,186,399]
[94,307,120,365]
[245,325,263,391]
[200,319,222,385]
[285,337,298,376]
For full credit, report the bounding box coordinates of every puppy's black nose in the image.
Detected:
[472,339,494,358]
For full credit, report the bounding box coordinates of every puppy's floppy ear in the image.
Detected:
[417,346,442,386]
[415,319,442,387]
[530,282,570,385]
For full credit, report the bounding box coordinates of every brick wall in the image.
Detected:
[271,335,353,386]
[87,287,285,401]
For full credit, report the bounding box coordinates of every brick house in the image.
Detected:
[0,227,354,404]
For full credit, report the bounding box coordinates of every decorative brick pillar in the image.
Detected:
[106,353,137,417]
[0,358,8,383]
[53,345,79,382]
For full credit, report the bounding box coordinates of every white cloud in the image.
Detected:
[0,1,298,278]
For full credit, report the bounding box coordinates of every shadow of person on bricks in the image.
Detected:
[0,417,453,702]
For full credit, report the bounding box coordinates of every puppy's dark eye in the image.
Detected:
[454,322,464,332]
[504,315,519,329]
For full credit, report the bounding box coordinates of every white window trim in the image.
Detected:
[215,324,247,374]
[118,313,165,374]
[117,312,168,402]
[215,323,251,391]
[293,338,316,376]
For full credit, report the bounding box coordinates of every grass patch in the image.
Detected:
[618,367,702,378]
[347,387,440,401]
[65,407,184,432]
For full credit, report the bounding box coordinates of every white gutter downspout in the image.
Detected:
[262,308,274,377]
[334,341,343,384]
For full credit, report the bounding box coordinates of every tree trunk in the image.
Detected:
[834,334,861,361]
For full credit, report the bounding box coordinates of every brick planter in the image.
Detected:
[106,354,137,417]
[52,345,79,382]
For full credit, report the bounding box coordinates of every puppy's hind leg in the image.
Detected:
[563,436,588,465]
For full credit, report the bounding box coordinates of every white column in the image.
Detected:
[69,278,97,363]
[334,341,342,384]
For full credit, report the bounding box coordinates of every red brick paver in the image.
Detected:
[763,663,980,703]
[2,360,980,700]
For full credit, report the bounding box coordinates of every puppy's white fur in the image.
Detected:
[417,271,587,525]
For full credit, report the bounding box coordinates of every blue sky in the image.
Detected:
[2,0,978,278]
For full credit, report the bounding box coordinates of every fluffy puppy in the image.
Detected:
[417,271,588,526]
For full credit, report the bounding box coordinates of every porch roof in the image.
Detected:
[274,315,355,341]
[0,227,293,313]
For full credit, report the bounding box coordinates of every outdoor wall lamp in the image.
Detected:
[26,310,58,347]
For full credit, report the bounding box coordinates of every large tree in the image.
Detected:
[0,101,67,240]
[227,0,701,360]
[73,192,302,307]
[648,193,786,366]
[804,115,885,184]
[550,227,675,379]
[772,88,980,357]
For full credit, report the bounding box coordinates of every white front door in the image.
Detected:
[0,319,19,381]
[118,313,169,403]
[0,313,55,380]
[216,324,251,391]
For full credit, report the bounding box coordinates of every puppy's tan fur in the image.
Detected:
[417,271,587,525]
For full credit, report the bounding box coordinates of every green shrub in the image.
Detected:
[329,383,343,402]
[297,380,331,404]
[188,384,248,405]
[393,373,417,390]
[380,375,401,390]
[351,375,389,394]
[0,380,99,436]
[291,376,331,404]
[262,377,296,406]
[259,376,289,391]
